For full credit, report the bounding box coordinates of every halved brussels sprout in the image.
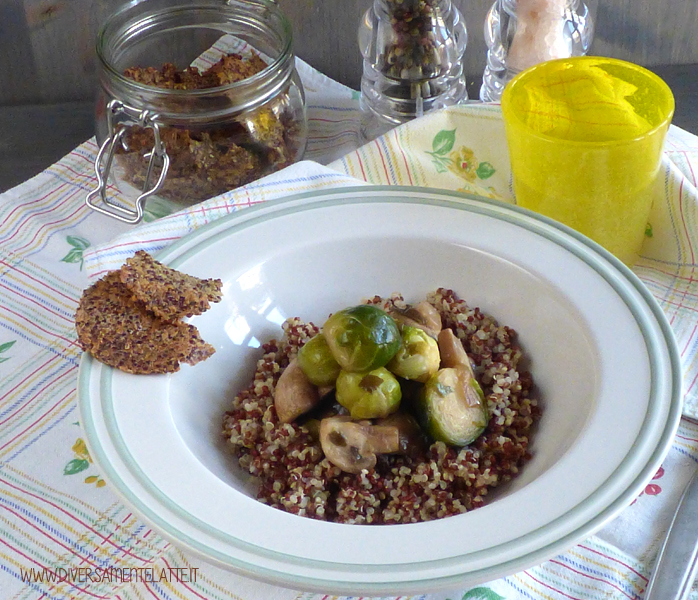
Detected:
[387,325,440,382]
[297,334,341,387]
[336,367,402,419]
[322,305,401,372]
[415,366,488,446]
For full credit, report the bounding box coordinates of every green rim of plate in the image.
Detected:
[78,186,683,593]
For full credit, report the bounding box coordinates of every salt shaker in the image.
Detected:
[359,0,468,142]
[480,0,594,102]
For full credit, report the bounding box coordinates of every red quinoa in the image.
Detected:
[221,288,541,524]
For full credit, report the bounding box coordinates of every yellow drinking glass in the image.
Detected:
[501,56,674,265]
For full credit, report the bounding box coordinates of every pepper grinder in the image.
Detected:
[359,0,468,142]
[480,0,594,102]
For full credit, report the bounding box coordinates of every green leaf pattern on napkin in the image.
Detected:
[426,129,457,173]
[0,340,15,364]
[143,196,179,222]
[426,129,496,183]
[63,458,90,475]
[432,129,457,154]
[60,235,90,270]
[460,587,506,600]
[63,438,106,488]
[476,161,496,180]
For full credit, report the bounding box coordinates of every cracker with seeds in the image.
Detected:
[75,270,215,375]
[120,250,223,321]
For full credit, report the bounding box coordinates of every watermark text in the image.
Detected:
[20,566,199,584]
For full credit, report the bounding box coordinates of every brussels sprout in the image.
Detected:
[416,366,488,446]
[336,367,402,419]
[387,326,440,382]
[297,334,341,386]
[323,305,401,372]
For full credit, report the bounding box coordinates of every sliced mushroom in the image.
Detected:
[274,358,320,423]
[320,416,377,473]
[364,423,401,454]
[437,328,474,377]
[454,365,486,408]
[319,416,404,473]
[375,412,426,457]
[437,329,482,409]
[390,301,442,338]
[317,385,335,398]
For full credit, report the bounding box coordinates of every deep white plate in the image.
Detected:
[78,186,682,595]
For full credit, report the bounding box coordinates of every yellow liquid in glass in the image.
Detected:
[513,178,655,265]
[502,57,674,265]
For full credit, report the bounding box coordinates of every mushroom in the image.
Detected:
[274,358,320,423]
[365,423,402,454]
[437,328,474,374]
[319,416,401,473]
[390,301,442,338]
[376,412,426,457]
[317,385,335,398]
[436,329,482,409]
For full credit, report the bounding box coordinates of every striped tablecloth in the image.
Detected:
[1,60,698,600]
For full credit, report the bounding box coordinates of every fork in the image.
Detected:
[644,455,698,599]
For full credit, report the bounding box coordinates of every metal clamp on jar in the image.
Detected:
[87,0,307,224]
[87,100,170,223]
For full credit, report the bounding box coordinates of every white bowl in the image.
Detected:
[77,186,682,595]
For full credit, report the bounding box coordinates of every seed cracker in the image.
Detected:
[75,271,215,374]
[120,250,223,321]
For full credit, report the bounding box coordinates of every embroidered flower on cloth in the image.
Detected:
[64,437,106,488]
[633,466,665,503]
[449,146,479,182]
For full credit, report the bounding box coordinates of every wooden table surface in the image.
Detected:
[1,64,696,194]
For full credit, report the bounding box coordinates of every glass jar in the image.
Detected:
[358,0,468,142]
[87,0,307,223]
